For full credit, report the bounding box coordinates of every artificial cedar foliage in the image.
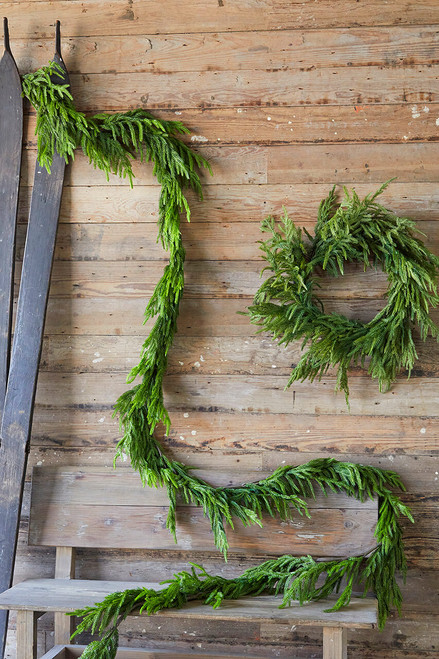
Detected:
[22,63,414,657]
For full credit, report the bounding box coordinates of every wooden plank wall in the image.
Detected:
[3,1,439,656]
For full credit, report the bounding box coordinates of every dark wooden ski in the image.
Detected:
[0,21,69,659]
[0,17,23,658]
[0,18,23,419]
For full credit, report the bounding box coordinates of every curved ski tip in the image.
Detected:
[55,20,61,56]
[3,17,11,54]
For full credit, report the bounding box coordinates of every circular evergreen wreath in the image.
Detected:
[23,63,414,655]
[249,182,439,402]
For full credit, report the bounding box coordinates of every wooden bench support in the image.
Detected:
[16,610,39,659]
[54,548,75,646]
[323,627,347,659]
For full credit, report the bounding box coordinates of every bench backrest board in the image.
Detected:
[29,467,377,557]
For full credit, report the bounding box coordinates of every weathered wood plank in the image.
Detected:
[323,627,347,659]
[0,30,23,418]
[40,297,439,337]
[21,146,267,187]
[139,595,377,629]
[30,467,376,509]
[28,467,377,554]
[25,104,439,147]
[18,142,439,190]
[31,371,439,418]
[15,610,37,659]
[18,451,439,496]
[0,48,69,659]
[1,0,438,34]
[29,503,377,554]
[29,407,439,456]
[38,334,439,381]
[41,647,265,659]
[11,27,439,75]
[17,182,439,226]
[0,25,22,655]
[266,143,439,185]
[13,221,439,264]
[0,580,377,628]
[64,67,439,111]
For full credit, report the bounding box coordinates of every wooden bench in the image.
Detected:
[0,466,379,659]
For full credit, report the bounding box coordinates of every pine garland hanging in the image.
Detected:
[23,63,415,658]
[248,181,439,402]
[68,458,413,659]
[70,518,411,659]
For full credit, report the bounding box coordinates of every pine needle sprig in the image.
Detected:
[248,181,439,401]
[22,61,211,186]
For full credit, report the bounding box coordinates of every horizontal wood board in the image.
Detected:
[5,1,439,658]
[0,579,377,628]
[28,467,377,555]
[41,647,266,659]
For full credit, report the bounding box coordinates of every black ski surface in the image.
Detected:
[0,18,23,418]
[0,22,69,659]
[0,17,23,658]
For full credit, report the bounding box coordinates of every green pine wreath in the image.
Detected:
[249,181,439,402]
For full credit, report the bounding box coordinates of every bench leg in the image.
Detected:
[323,627,347,659]
[16,610,38,659]
[54,611,74,645]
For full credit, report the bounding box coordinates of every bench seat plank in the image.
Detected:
[0,579,377,628]
[42,646,267,659]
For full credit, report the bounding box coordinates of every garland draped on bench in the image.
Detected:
[22,63,414,658]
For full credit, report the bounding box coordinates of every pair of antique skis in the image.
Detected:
[0,20,70,658]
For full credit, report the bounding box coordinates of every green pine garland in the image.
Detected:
[23,63,415,658]
[70,536,408,659]
[70,459,412,659]
[248,181,439,402]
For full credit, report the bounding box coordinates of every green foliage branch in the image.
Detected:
[71,457,413,657]
[23,65,414,657]
[248,181,439,401]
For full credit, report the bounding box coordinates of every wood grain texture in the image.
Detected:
[0,579,377,628]
[24,104,439,146]
[38,334,439,378]
[6,2,439,657]
[0,43,23,418]
[1,1,439,35]
[12,221,439,263]
[15,610,37,659]
[30,371,439,417]
[7,27,439,75]
[29,407,439,455]
[16,182,439,226]
[18,142,439,188]
[40,647,266,659]
[59,67,439,112]
[323,627,347,659]
[28,467,377,555]
[0,151,67,622]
